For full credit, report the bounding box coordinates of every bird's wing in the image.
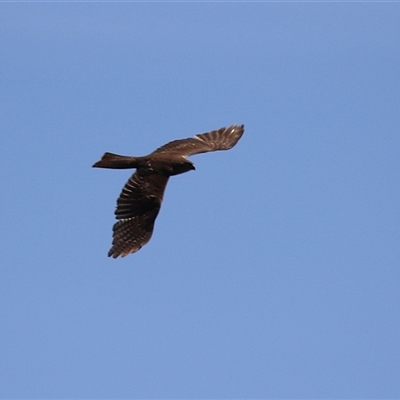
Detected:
[108,171,169,258]
[152,124,244,157]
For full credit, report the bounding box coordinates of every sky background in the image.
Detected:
[1,3,399,399]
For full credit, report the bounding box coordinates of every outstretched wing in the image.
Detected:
[152,124,244,157]
[108,171,169,258]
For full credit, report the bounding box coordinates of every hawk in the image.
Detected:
[93,124,245,258]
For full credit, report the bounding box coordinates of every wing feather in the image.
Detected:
[152,124,244,157]
[108,171,169,258]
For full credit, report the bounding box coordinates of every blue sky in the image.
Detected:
[1,3,399,398]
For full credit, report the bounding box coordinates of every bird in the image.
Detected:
[93,124,245,258]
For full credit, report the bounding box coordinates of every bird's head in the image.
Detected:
[169,159,195,175]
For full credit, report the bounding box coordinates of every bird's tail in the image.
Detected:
[92,152,140,169]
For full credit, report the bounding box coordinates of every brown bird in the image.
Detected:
[93,124,245,258]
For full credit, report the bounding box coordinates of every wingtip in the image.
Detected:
[230,123,245,135]
[229,123,245,132]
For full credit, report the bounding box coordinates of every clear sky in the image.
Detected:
[1,3,399,398]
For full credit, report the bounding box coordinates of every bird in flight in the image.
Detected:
[93,124,245,258]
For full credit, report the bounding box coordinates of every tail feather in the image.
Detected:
[92,152,139,169]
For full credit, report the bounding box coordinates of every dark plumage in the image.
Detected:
[93,124,244,258]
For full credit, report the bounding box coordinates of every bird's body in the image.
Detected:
[93,124,244,258]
